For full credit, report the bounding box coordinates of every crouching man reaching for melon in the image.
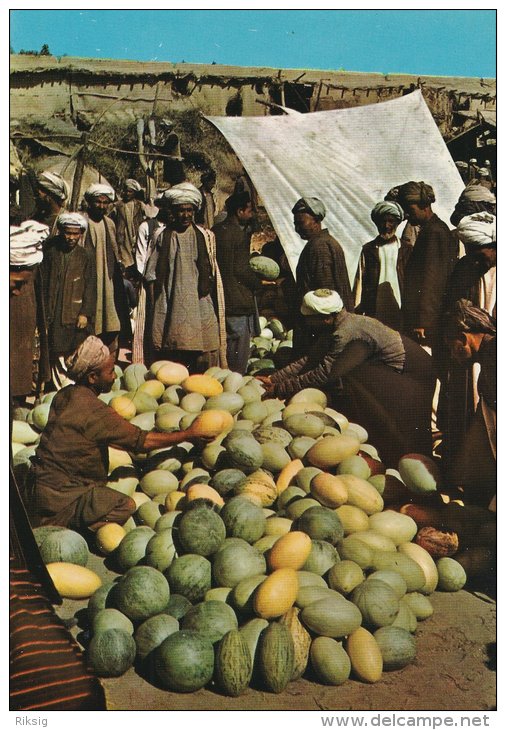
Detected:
[23,336,212,533]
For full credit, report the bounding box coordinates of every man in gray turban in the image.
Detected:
[25,335,212,533]
[34,171,70,234]
[291,195,353,356]
[355,200,410,331]
[450,184,496,227]
[144,181,227,370]
[111,178,148,270]
[39,212,96,388]
[82,182,130,351]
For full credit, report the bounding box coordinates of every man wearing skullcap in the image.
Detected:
[33,171,69,235]
[213,191,263,373]
[24,336,213,532]
[10,220,51,402]
[450,184,496,227]
[144,182,227,370]
[396,181,459,347]
[112,178,148,270]
[354,200,411,331]
[440,213,497,476]
[291,196,354,356]
[83,183,130,351]
[258,289,434,467]
[39,213,96,388]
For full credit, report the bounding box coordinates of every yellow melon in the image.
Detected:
[95,523,126,555]
[155,361,190,386]
[186,483,225,506]
[253,567,299,619]
[191,410,234,438]
[110,395,136,420]
[46,563,102,600]
[267,531,312,571]
[182,374,223,397]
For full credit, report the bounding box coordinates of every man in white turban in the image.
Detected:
[144,181,227,370]
[10,220,51,401]
[34,171,70,234]
[354,200,410,331]
[441,212,497,481]
[39,212,96,388]
[290,195,353,357]
[24,335,210,533]
[82,182,130,351]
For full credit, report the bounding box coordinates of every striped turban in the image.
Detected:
[457,213,496,248]
[397,181,436,207]
[292,197,326,221]
[37,171,69,202]
[370,201,405,225]
[65,336,111,382]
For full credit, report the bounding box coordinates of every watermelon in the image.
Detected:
[166,554,212,603]
[36,528,89,567]
[87,628,136,677]
[181,600,238,644]
[154,630,215,692]
[113,566,170,622]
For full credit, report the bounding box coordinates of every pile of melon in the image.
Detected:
[12,362,495,696]
[247,316,293,374]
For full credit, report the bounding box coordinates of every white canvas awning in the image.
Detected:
[206,90,464,282]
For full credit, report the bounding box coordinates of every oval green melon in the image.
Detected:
[12,420,39,444]
[127,390,158,415]
[181,600,238,644]
[215,629,253,696]
[260,442,291,473]
[398,454,440,494]
[113,566,170,622]
[295,585,335,609]
[134,613,179,661]
[160,384,183,404]
[296,571,328,590]
[180,392,206,413]
[436,557,467,592]
[288,436,317,460]
[401,592,434,620]
[210,468,246,497]
[220,495,266,544]
[338,535,374,569]
[284,413,326,439]
[226,436,264,473]
[237,383,264,403]
[370,552,426,593]
[253,426,292,448]
[275,486,307,512]
[231,574,266,614]
[374,626,416,670]
[257,621,295,694]
[140,470,179,497]
[164,593,193,620]
[212,542,266,588]
[87,628,136,677]
[205,587,232,603]
[115,526,156,572]
[31,403,51,431]
[351,580,400,628]
[154,630,215,692]
[254,534,281,553]
[87,581,118,621]
[154,511,181,532]
[239,617,269,667]
[302,540,340,576]
[180,468,211,490]
[130,411,156,430]
[337,455,371,480]
[310,636,351,685]
[328,560,365,595]
[204,392,244,415]
[107,466,139,497]
[295,467,323,493]
[145,530,177,572]
[166,554,212,603]
[123,363,148,391]
[366,571,408,599]
[392,600,418,633]
[135,500,162,529]
[242,401,268,424]
[301,596,362,638]
[223,372,244,393]
[289,388,328,408]
[155,411,183,433]
[250,255,280,281]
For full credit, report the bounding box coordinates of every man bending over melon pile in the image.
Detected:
[23,336,208,533]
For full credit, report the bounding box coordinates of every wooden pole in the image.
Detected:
[70,132,88,211]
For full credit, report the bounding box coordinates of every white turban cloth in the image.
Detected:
[37,171,69,202]
[57,212,88,231]
[457,213,496,247]
[163,182,202,210]
[370,201,404,225]
[292,197,326,221]
[10,220,49,266]
[65,336,111,382]
[125,179,142,192]
[85,183,116,202]
[301,289,344,316]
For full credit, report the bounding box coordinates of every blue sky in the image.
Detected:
[10,9,496,78]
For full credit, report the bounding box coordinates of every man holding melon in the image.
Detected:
[23,336,212,533]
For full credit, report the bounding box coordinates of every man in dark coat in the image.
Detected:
[40,212,96,388]
[213,191,263,374]
[292,196,354,356]
[397,181,459,348]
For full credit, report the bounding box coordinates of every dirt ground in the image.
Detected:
[57,551,496,713]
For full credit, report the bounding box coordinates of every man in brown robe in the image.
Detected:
[24,336,213,532]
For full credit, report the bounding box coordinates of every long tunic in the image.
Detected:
[115,199,146,269]
[145,225,219,353]
[40,239,96,355]
[28,385,147,528]
[83,217,122,336]
[270,312,434,466]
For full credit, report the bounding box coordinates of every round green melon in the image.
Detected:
[250,255,280,281]
[177,504,226,556]
[164,593,193,620]
[374,626,417,670]
[166,554,212,603]
[301,596,362,638]
[92,608,134,636]
[37,528,89,567]
[351,580,400,628]
[226,436,264,472]
[181,600,238,644]
[294,506,344,546]
[302,540,340,576]
[203,392,244,415]
[284,414,326,439]
[134,613,179,661]
[210,469,246,497]
[436,557,467,592]
[87,582,118,622]
[113,566,170,621]
[253,426,292,448]
[260,442,291,473]
[87,628,136,677]
[310,636,351,685]
[288,436,317,461]
[145,530,177,572]
[154,630,215,692]
[220,496,266,543]
[140,470,179,497]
